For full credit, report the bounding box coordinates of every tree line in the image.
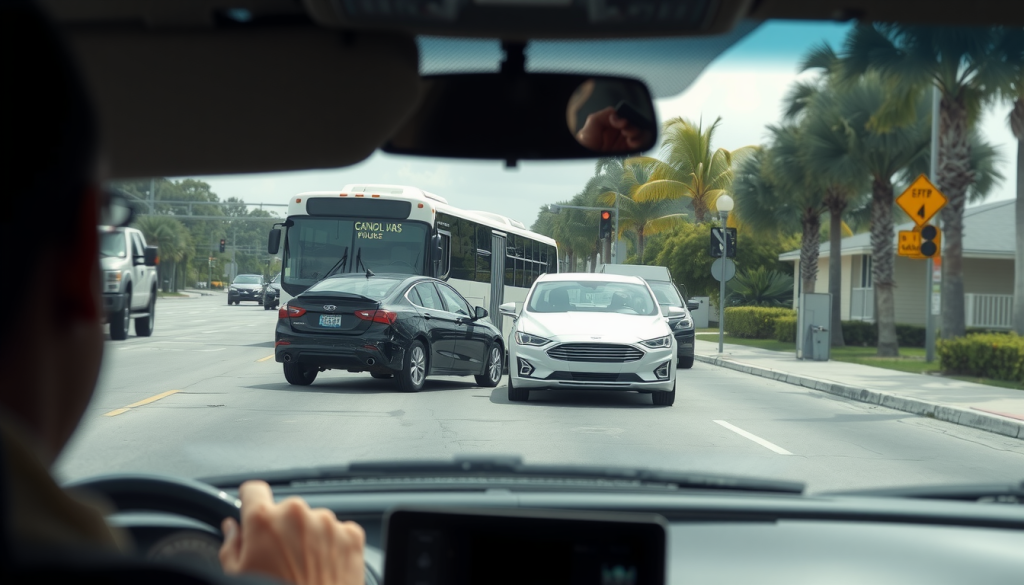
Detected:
[533,24,1024,356]
[111,178,280,291]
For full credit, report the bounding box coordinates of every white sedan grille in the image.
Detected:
[546,343,643,363]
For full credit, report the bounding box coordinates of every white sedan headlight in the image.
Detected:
[641,336,672,349]
[515,331,551,346]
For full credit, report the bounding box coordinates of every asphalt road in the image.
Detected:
[56,293,1024,493]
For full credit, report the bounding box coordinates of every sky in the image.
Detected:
[191,21,1018,228]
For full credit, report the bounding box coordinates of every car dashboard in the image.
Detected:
[109,488,1024,585]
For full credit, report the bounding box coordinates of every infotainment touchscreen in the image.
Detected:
[383,508,667,585]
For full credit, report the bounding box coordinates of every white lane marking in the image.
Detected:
[713,420,792,455]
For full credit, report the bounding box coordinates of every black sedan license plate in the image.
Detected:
[319,314,342,328]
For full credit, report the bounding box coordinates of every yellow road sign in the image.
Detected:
[898,224,942,259]
[896,174,947,226]
[898,230,924,258]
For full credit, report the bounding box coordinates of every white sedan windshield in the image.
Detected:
[528,281,658,316]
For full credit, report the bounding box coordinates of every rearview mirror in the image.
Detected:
[474,306,488,320]
[499,302,518,317]
[268,228,282,255]
[687,300,699,311]
[383,73,656,164]
[143,246,159,267]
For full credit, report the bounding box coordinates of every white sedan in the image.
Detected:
[500,273,682,406]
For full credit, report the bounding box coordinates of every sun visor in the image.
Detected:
[64,26,421,178]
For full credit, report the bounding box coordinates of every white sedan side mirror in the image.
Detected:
[499,301,518,317]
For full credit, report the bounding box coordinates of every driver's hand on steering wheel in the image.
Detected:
[219,480,365,585]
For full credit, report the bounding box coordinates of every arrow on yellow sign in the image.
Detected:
[896,174,947,226]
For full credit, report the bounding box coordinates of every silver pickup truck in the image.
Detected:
[99,226,159,340]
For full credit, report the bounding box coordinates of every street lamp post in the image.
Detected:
[716,195,734,354]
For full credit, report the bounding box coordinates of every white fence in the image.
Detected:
[850,287,874,322]
[965,293,1013,329]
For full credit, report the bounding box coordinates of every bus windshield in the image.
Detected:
[283,217,429,294]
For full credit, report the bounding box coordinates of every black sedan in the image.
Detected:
[228,273,265,305]
[275,273,504,392]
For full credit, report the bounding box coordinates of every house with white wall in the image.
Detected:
[779,199,1015,329]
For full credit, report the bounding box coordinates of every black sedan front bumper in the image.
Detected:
[275,330,406,373]
[675,329,695,360]
[229,288,260,302]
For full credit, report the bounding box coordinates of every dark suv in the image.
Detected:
[227,274,264,305]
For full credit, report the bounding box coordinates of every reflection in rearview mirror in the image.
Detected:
[383,73,656,164]
[567,78,656,153]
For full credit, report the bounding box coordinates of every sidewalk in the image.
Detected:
[693,339,1024,440]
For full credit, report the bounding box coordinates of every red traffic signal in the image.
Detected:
[599,210,612,239]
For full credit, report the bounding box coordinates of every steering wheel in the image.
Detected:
[66,474,241,533]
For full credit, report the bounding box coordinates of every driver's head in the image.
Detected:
[2,2,105,463]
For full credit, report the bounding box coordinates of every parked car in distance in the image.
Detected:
[502,272,681,405]
[599,264,697,368]
[260,273,281,310]
[275,273,504,391]
[228,274,265,305]
[99,226,159,340]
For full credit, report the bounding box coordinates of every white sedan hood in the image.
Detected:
[518,311,671,343]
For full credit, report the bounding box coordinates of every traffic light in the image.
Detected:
[920,225,941,257]
[219,239,226,253]
[599,210,612,239]
[710,227,737,258]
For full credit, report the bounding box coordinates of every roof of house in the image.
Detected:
[779,199,1016,261]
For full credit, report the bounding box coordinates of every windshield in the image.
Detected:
[99,231,126,258]
[306,276,404,299]
[233,275,262,284]
[282,217,428,295]
[69,21,1024,498]
[648,282,683,307]
[528,281,659,315]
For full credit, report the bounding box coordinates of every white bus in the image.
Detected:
[267,184,558,333]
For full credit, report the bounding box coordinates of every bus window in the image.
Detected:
[505,234,516,287]
[437,231,451,279]
[450,216,475,281]
[475,225,491,283]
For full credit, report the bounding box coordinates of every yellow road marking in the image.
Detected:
[257,355,275,362]
[104,390,181,417]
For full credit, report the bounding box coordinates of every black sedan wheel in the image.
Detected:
[283,362,317,385]
[474,343,503,388]
[397,341,427,393]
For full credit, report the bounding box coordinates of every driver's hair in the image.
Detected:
[4,2,97,244]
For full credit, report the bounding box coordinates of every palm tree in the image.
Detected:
[727,266,794,307]
[787,44,871,347]
[731,130,826,297]
[1006,80,1024,334]
[630,117,754,222]
[839,24,1024,339]
[134,215,193,292]
[594,157,687,262]
[807,73,932,356]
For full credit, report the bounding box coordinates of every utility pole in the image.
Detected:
[925,85,940,362]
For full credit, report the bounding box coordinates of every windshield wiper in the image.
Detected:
[311,247,349,282]
[201,456,804,495]
[823,481,1024,503]
[355,247,368,273]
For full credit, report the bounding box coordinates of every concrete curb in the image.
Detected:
[694,354,1024,440]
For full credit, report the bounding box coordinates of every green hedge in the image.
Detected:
[724,307,796,339]
[773,316,798,343]
[839,322,927,348]
[938,333,1024,383]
